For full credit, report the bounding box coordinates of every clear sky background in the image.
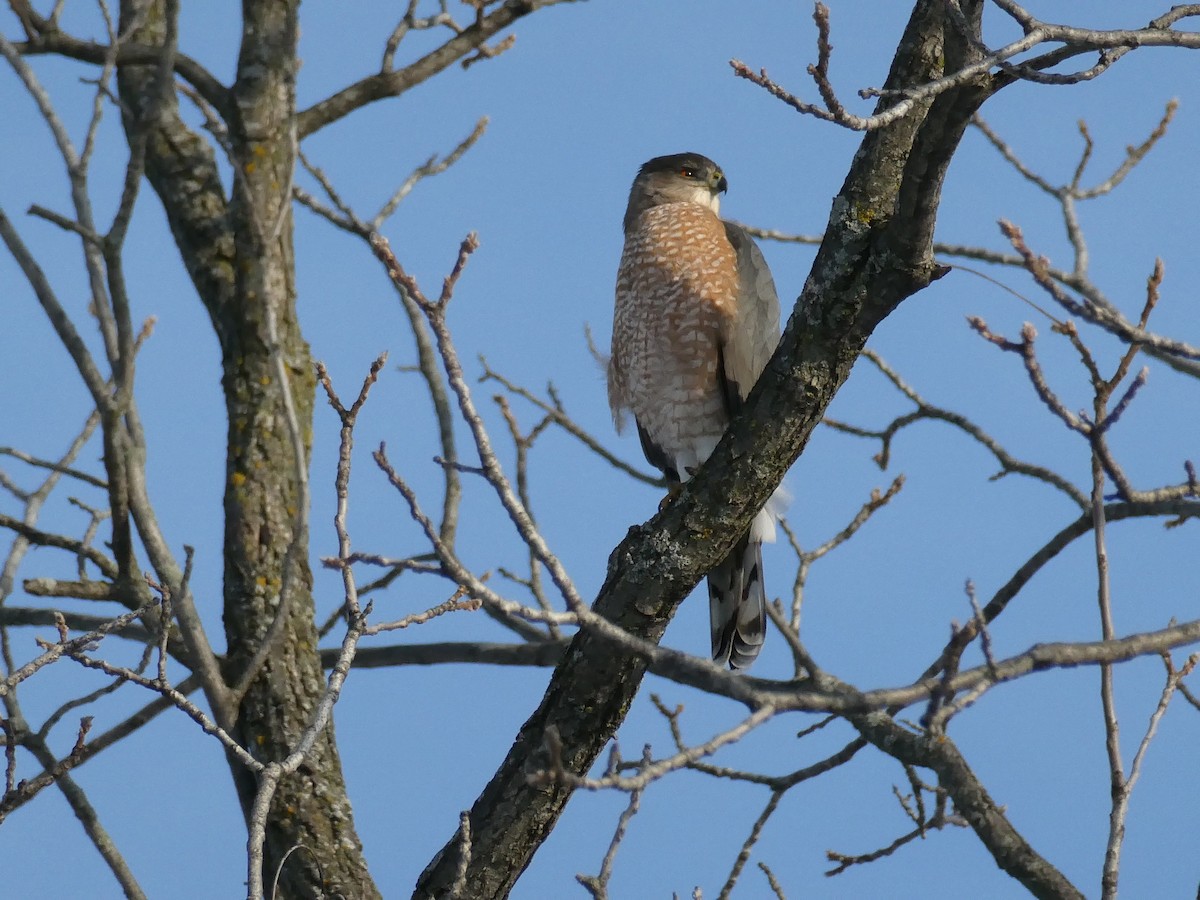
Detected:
[2,2,1198,898]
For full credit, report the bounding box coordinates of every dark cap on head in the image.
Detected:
[623,152,728,232]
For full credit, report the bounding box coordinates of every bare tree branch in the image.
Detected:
[296,0,582,138]
[733,2,1200,132]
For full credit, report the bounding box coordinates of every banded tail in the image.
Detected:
[707,533,766,670]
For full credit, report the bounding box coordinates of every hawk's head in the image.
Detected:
[623,152,727,232]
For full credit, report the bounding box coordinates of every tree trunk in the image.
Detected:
[117,2,379,896]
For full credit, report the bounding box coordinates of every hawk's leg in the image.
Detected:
[658,482,683,512]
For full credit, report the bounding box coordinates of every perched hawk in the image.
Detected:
[608,152,783,669]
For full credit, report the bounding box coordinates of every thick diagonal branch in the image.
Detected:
[414,3,996,896]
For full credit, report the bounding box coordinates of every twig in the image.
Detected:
[491,393,558,633]
[731,5,1200,132]
[245,599,368,900]
[14,723,147,899]
[54,640,257,769]
[480,358,664,488]
[0,515,117,580]
[0,716,91,823]
[371,117,487,229]
[368,233,585,611]
[0,675,204,822]
[717,790,783,899]
[759,861,786,900]
[824,349,1088,507]
[363,588,481,635]
[3,605,151,696]
[530,706,776,791]
[577,746,650,899]
[826,792,952,876]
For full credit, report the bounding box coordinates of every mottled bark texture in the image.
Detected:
[116,2,376,898]
[414,2,1006,897]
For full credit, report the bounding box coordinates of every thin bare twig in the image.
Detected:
[480,358,664,488]
[577,746,651,899]
[530,706,776,792]
[733,3,1200,132]
[369,233,585,611]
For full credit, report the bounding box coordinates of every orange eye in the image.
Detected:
[680,166,697,177]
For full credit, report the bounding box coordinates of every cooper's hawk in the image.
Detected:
[608,152,782,669]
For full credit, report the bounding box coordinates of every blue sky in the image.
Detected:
[2,2,1199,897]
